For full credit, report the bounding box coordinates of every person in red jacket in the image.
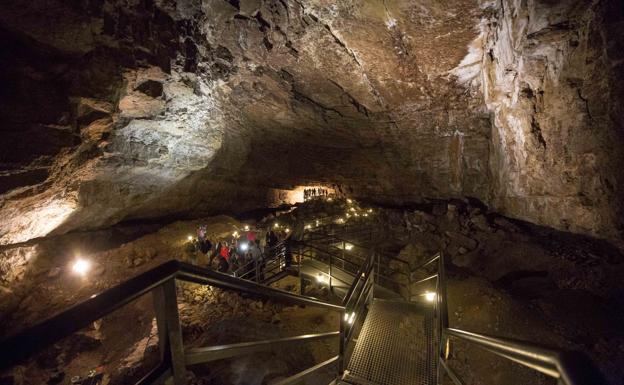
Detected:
[217,241,230,273]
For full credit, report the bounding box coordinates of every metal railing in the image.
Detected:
[232,241,287,283]
[0,260,347,385]
[409,252,606,385]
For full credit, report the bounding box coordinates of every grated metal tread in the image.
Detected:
[345,299,435,385]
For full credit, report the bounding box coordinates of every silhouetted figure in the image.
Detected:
[185,238,198,265]
[217,256,229,273]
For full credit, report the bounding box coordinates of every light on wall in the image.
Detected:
[424,292,436,302]
[72,258,91,277]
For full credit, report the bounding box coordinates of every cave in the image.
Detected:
[0,1,623,385]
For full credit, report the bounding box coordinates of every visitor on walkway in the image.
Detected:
[250,243,263,281]
[211,240,222,268]
[217,255,229,273]
[246,229,256,243]
[185,237,198,265]
[216,241,231,272]
[266,229,278,251]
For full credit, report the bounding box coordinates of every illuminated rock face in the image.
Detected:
[0,0,622,246]
[481,0,624,245]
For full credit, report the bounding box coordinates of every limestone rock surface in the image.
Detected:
[0,0,622,246]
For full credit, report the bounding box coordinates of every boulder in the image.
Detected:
[445,231,478,251]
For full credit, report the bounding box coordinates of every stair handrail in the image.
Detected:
[408,252,606,385]
[0,260,346,385]
[232,241,286,281]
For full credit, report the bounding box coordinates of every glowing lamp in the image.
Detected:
[240,242,249,252]
[348,312,356,324]
[274,223,279,228]
[285,228,290,233]
[244,225,250,231]
[367,209,373,213]
[347,199,352,204]
[345,244,354,251]
[424,292,436,302]
[187,235,193,241]
[316,273,325,283]
[72,258,91,276]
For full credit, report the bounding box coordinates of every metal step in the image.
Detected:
[344,299,435,385]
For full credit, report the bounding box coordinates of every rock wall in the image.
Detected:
[480,0,624,244]
[0,0,622,247]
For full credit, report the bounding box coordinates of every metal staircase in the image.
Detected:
[0,218,606,385]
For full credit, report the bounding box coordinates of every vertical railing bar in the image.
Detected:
[163,279,186,385]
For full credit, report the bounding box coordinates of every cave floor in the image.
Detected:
[1,198,623,384]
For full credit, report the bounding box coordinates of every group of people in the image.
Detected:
[304,188,330,201]
[184,224,297,280]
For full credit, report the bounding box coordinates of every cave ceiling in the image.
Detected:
[0,0,622,246]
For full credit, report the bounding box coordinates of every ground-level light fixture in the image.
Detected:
[72,258,91,277]
[316,273,327,284]
[345,243,354,251]
[424,292,436,302]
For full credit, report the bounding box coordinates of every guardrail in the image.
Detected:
[0,260,346,385]
[409,253,606,385]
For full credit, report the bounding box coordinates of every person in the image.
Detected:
[284,214,305,268]
[217,255,229,273]
[210,240,222,268]
[185,237,198,265]
[197,224,207,241]
[199,237,212,258]
[219,241,231,269]
[266,229,278,250]
[246,230,256,243]
[249,242,264,281]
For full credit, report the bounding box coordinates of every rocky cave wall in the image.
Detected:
[0,0,622,247]
[480,0,624,245]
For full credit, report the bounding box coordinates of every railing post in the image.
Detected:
[329,252,333,290]
[338,311,346,376]
[153,279,186,385]
[436,252,448,385]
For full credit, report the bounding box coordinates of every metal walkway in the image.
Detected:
[344,299,435,385]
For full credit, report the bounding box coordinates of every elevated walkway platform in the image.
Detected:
[344,299,435,385]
